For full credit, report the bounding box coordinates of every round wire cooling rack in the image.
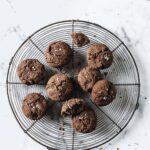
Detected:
[6,20,140,150]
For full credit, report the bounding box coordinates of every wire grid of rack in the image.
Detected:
[6,20,140,150]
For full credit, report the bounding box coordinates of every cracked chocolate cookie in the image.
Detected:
[71,32,90,47]
[91,80,117,106]
[87,44,113,69]
[72,109,97,133]
[44,41,72,67]
[17,59,45,85]
[78,67,102,92]
[22,93,48,120]
[61,98,87,117]
[46,73,73,101]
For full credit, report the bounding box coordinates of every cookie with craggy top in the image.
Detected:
[91,80,116,106]
[46,73,73,101]
[61,98,87,117]
[71,32,90,47]
[22,93,47,120]
[78,66,102,92]
[17,59,45,85]
[72,109,97,133]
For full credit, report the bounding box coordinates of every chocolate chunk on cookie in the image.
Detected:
[17,59,45,85]
[61,98,87,117]
[87,44,113,69]
[46,73,73,101]
[78,67,102,92]
[72,109,97,133]
[91,80,117,106]
[71,32,90,47]
[44,41,72,67]
[22,93,47,120]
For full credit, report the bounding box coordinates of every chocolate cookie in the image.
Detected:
[78,67,102,92]
[17,59,45,85]
[61,98,87,117]
[71,32,90,47]
[87,44,113,69]
[44,41,72,67]
[22,93,47,120]
[46,73,73,101]
[91,80,117,106]
[72,109,97,133]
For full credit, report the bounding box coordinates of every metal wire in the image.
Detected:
[6,20,140,150]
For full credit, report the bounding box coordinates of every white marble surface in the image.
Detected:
[0,0,150,149]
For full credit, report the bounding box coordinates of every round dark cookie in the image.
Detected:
[87,44,113,69]
[72,109,97,133]
[46,73,73,101]
[71,32,90,47]
[22,93,47,120]
[91,80,117,106]
[78,67,102,92]
[61,98,87,117]
[17,59,45,85]
[44,41,72,67]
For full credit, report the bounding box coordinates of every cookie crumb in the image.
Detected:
[71,32,90,47]
[104,72,108,76]
[59,127,65,131]
[72,109,97,133]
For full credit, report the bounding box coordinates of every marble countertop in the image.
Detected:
[0,0,150,149]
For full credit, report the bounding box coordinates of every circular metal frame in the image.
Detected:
[6,20,140,150]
